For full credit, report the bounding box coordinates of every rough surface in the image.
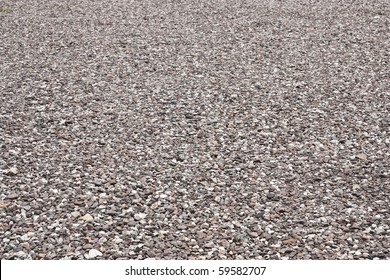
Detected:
[0,0,389,260]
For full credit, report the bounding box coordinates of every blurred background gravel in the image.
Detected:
[0,0,389,259]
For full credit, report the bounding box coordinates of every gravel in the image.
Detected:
[0,0,389,260]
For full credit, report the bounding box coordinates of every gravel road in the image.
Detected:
[0,0,389,259]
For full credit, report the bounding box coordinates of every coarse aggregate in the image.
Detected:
[0,0,389,259]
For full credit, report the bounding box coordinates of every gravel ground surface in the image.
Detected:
[0,0,389,260]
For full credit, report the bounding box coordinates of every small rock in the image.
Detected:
[282,238,296,245]
[16,251,31,259]
[21,242,30,250]
[350,223,360,230]
[88,249,102,258]
[71,211,81,218]
[74,200,85,206]
[105,210,117,216]
[375,226,385,234]
[93,180,103,186]
[319,217,327,223]
[9,150,20,155]
[21,232,34,241]
[63,245,73,252]
[178,224,187,230]
[39,178,48,185]
[83,244,93,249]
[263,214,271,221]
[113,236,123,243]
[218,246,226,253]
[80,214,94,221]
[6,193,19,200]
[221,240,230,249]
[3,167,18,176]
[37,253,46,259]
[352,185,360,191]
[325,240,334,246]
[256,210,265,218]
[188,239,197,246]
[98,237,108,244]
[355,153,367,161]
[134,213,147,220]
[380,117,390,125]
[0,200,11,208]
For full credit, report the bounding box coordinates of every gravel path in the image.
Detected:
[0,0,389,260]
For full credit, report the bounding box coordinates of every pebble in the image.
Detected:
[3,167,18,176]
[134,213,147,220]
[282,238,297,245]
[0,200,11,208]
[256,210,265,218]
[263,214,271,221]
[21,242,30,250]
[113,236,123,244]
[16,251,31,259]
[355,153,367,161]
[79,214,94,221]
[355,250,362,256]
[87,249,103,259]
[375,227,385,234]
[6,193,19,200]
[71,211,81,218]
[20,232,34,241]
